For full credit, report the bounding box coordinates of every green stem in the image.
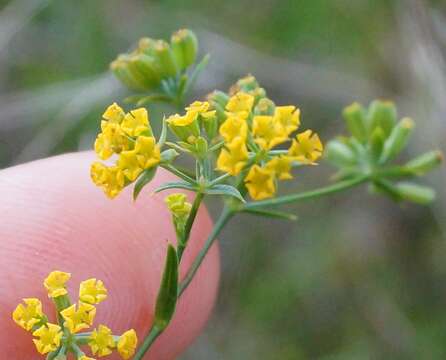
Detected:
[161,164,196,184]
[178,192,204,260]
[135,174,369,357]
[133,325,163,360]
[179,207,233,295]
[243,175,369,210]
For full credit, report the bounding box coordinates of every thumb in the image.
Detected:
[0,151,220,359]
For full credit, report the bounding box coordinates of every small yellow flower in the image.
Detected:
[134,135,161,169]
[216,138,249,176]
[91,164,125,199]
[219,114,248,144]
[225,92,254,118]
[244,165,276,200]
[288,130,323,163]
[12,298,44,331]
[274,106,300,135]
[186,101,216,119]
[90,162,108,186]
[95,123,129,160]
[117,329,138,360]
[79,278,108,305]
[44,271,71,298]
[89,325,116,357]
[165,193,192,219]
[166,111,200,142]
[60,302,96,334]
[103,166,125,199]
[79,356,96,360]
[121,108,150,136]
[266,156,293,180]
[32,323,63,355]
[102,103,125,124]
[252,115,288,150]
[118,150,143,182]
[166,111,197,127]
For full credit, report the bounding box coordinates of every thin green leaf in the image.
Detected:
[158,116,168,146]
[204,184,246,203]
[154,244,179,330]
[154,181,197,194]
[136,94,173,106]
[243,207,298,221]
[133,167,157,200]
[208,140,225,152]
[184,54,210,94]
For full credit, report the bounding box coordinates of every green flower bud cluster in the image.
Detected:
[110,29,204,108]
[325,100,442,204]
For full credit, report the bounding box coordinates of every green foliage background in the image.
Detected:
[1,0,445,358]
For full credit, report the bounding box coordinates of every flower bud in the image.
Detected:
[405,150,443,176]
[325,140,357,167]
[153,40,178,78]
[127,53,162,90]
[380,117,414,163]
[395,182,436,204]
[110,56,147,91]
[343,102,368,143]
[254,98,275,116]
[165,193,192,222]
[369,126,385,163]
[171,29,198,70]
[367,100,397,137]
[137,37,157,56]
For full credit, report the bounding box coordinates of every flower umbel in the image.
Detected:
[12,271,137,359]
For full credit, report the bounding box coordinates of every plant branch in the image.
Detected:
[243,175,369,210]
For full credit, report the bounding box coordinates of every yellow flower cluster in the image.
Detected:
[91,103,161,198]
[215,91,323,200]
[12,271,137,360]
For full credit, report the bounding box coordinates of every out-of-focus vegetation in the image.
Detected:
[1,0,446,359]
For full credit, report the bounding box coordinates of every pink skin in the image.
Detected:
[0,151,220,359]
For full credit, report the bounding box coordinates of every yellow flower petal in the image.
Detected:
[102,103,125,124]
[79,278,108,305]
[266,156,293,180]
[219,114,248,144]
[44,271,71,298]
[60,302,96,334]
[274,106,300,136]
[216,138,249,176]
[121,107,150,136]
[288,130,323,164]
[244,165,276,200]
[225,92,254,118]
[88,325,116,357]
[32,323,63,355]
[12,298,44,331]
[252,115,288,150]
[117,329,138,360]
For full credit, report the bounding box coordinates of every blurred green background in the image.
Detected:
[1,0,446,358]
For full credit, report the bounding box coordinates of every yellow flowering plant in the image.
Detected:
[13,271,137,360]
[14,29,442,359]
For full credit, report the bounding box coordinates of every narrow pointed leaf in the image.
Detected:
[154,181,197,193]
[154,244,179,330]
[243,207,298,221]
[133,167,157,200]
[205,184,246,203]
